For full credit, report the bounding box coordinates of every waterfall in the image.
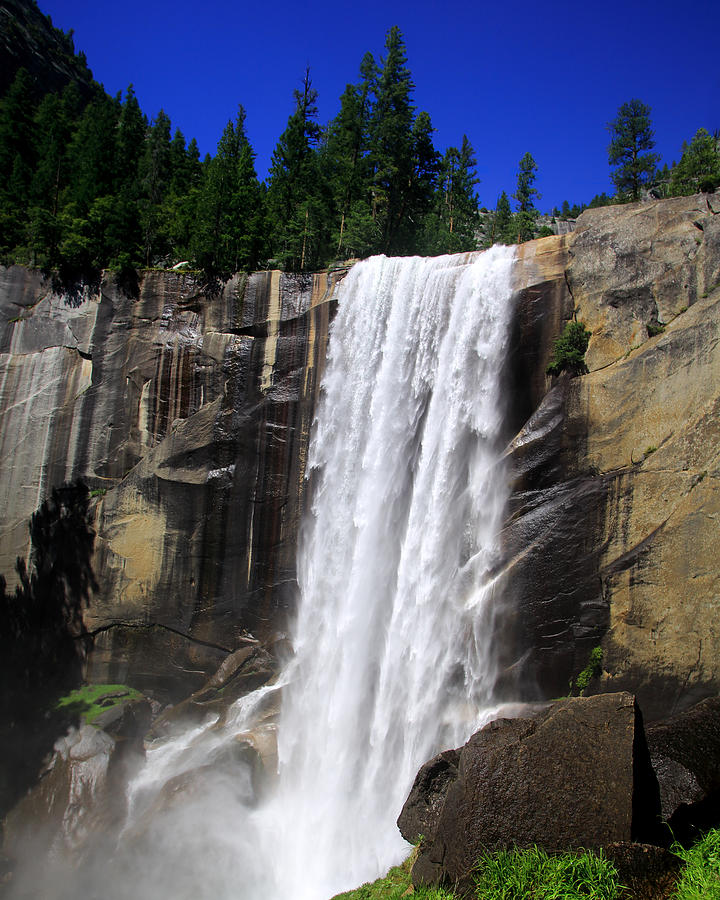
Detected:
[267,247,517,898]
[8,248,517,900]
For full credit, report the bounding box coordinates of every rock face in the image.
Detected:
[405,693,662,890]
[501,194,720,716]
[2,694,150,864]
[0,265,340,702]
[0,193,718,716]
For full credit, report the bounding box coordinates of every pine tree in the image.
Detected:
[267,69,330,270]
[115,85,146,197]
[513,152,539,242]
[65,91,120,212]
[0,68,38,255]
[491,190,514,245]
[367,26,416,253]
[608,99,659,201]
[422,136,479,254]
[138,109,172,265]
[193,106,266,276]
[670,128,720,195]
[323,59,376,257]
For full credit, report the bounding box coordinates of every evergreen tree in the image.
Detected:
[323,59,376,257]
[491,190,515,245]
[607,99,659,201]
[513,152,539,242]
[267,69,330,270]
[139,109,172,265]
[670,128,720,195]
[423,135,479,254]
[65,91,119,211]
[115,85,146,197]
[162,130,203,261]
[26,89,79,265]
[0,68,37,255]
[193,106,266,276]
[367,26,416,253]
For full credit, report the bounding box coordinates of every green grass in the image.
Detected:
[333,833,720,900]
[56,683,142,725]
[671,830,720,899]
[473,846,622,899]
[331,852,454,900]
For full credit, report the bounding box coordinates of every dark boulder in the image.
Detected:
[407,693,663,889]
[397,748,460,844]
[646,696,720,839]
[604,842,682,900]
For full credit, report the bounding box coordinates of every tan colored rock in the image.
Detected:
[503,196,720,716]
[567,195,720,371]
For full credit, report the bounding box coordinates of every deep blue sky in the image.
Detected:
[39,0,720,212]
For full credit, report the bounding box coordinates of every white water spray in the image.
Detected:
[9,248,517,900]
[267,248,517,898]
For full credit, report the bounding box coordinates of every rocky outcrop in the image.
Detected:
[501,194,720,716]
[2,693,150,865]
[0,265,341,703]
[405,693,662,891]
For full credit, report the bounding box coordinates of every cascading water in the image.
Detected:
[9,247,517,900]
[266,247,517,899]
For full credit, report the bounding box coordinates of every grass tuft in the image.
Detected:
[331,850,454,900]
[671,829,720,899]
[473,846,622,899]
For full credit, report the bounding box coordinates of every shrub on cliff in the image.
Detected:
[546,320,592,377]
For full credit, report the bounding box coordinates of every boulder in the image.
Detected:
[396,748,460,844]
[407,693,662,889]
[147,642,277,738]
[604,842,682,900]
[3,722,131,862]
[646,696,720,837]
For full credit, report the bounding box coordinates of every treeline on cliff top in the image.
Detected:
[1,2,719,285]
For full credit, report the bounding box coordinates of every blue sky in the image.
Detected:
[39,0,720,212]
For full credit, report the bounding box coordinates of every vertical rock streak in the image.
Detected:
[272,248,517,898]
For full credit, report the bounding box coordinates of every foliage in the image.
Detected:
[607,99,660,201]
[671,829,720,899]
[422,136,480,254]
[56,683,142,724]
[574,646,603,694]
[670,128,720,196]
[3,7,717,282]
[267,68,330,271]
[473,846,622,899]
[491,190,515,245]
[546,320,592,377]
[331,853,454,900]
[513,152,539,242]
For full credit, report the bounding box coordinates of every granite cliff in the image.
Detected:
[0,193,718,717]
[0,266,340,705]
